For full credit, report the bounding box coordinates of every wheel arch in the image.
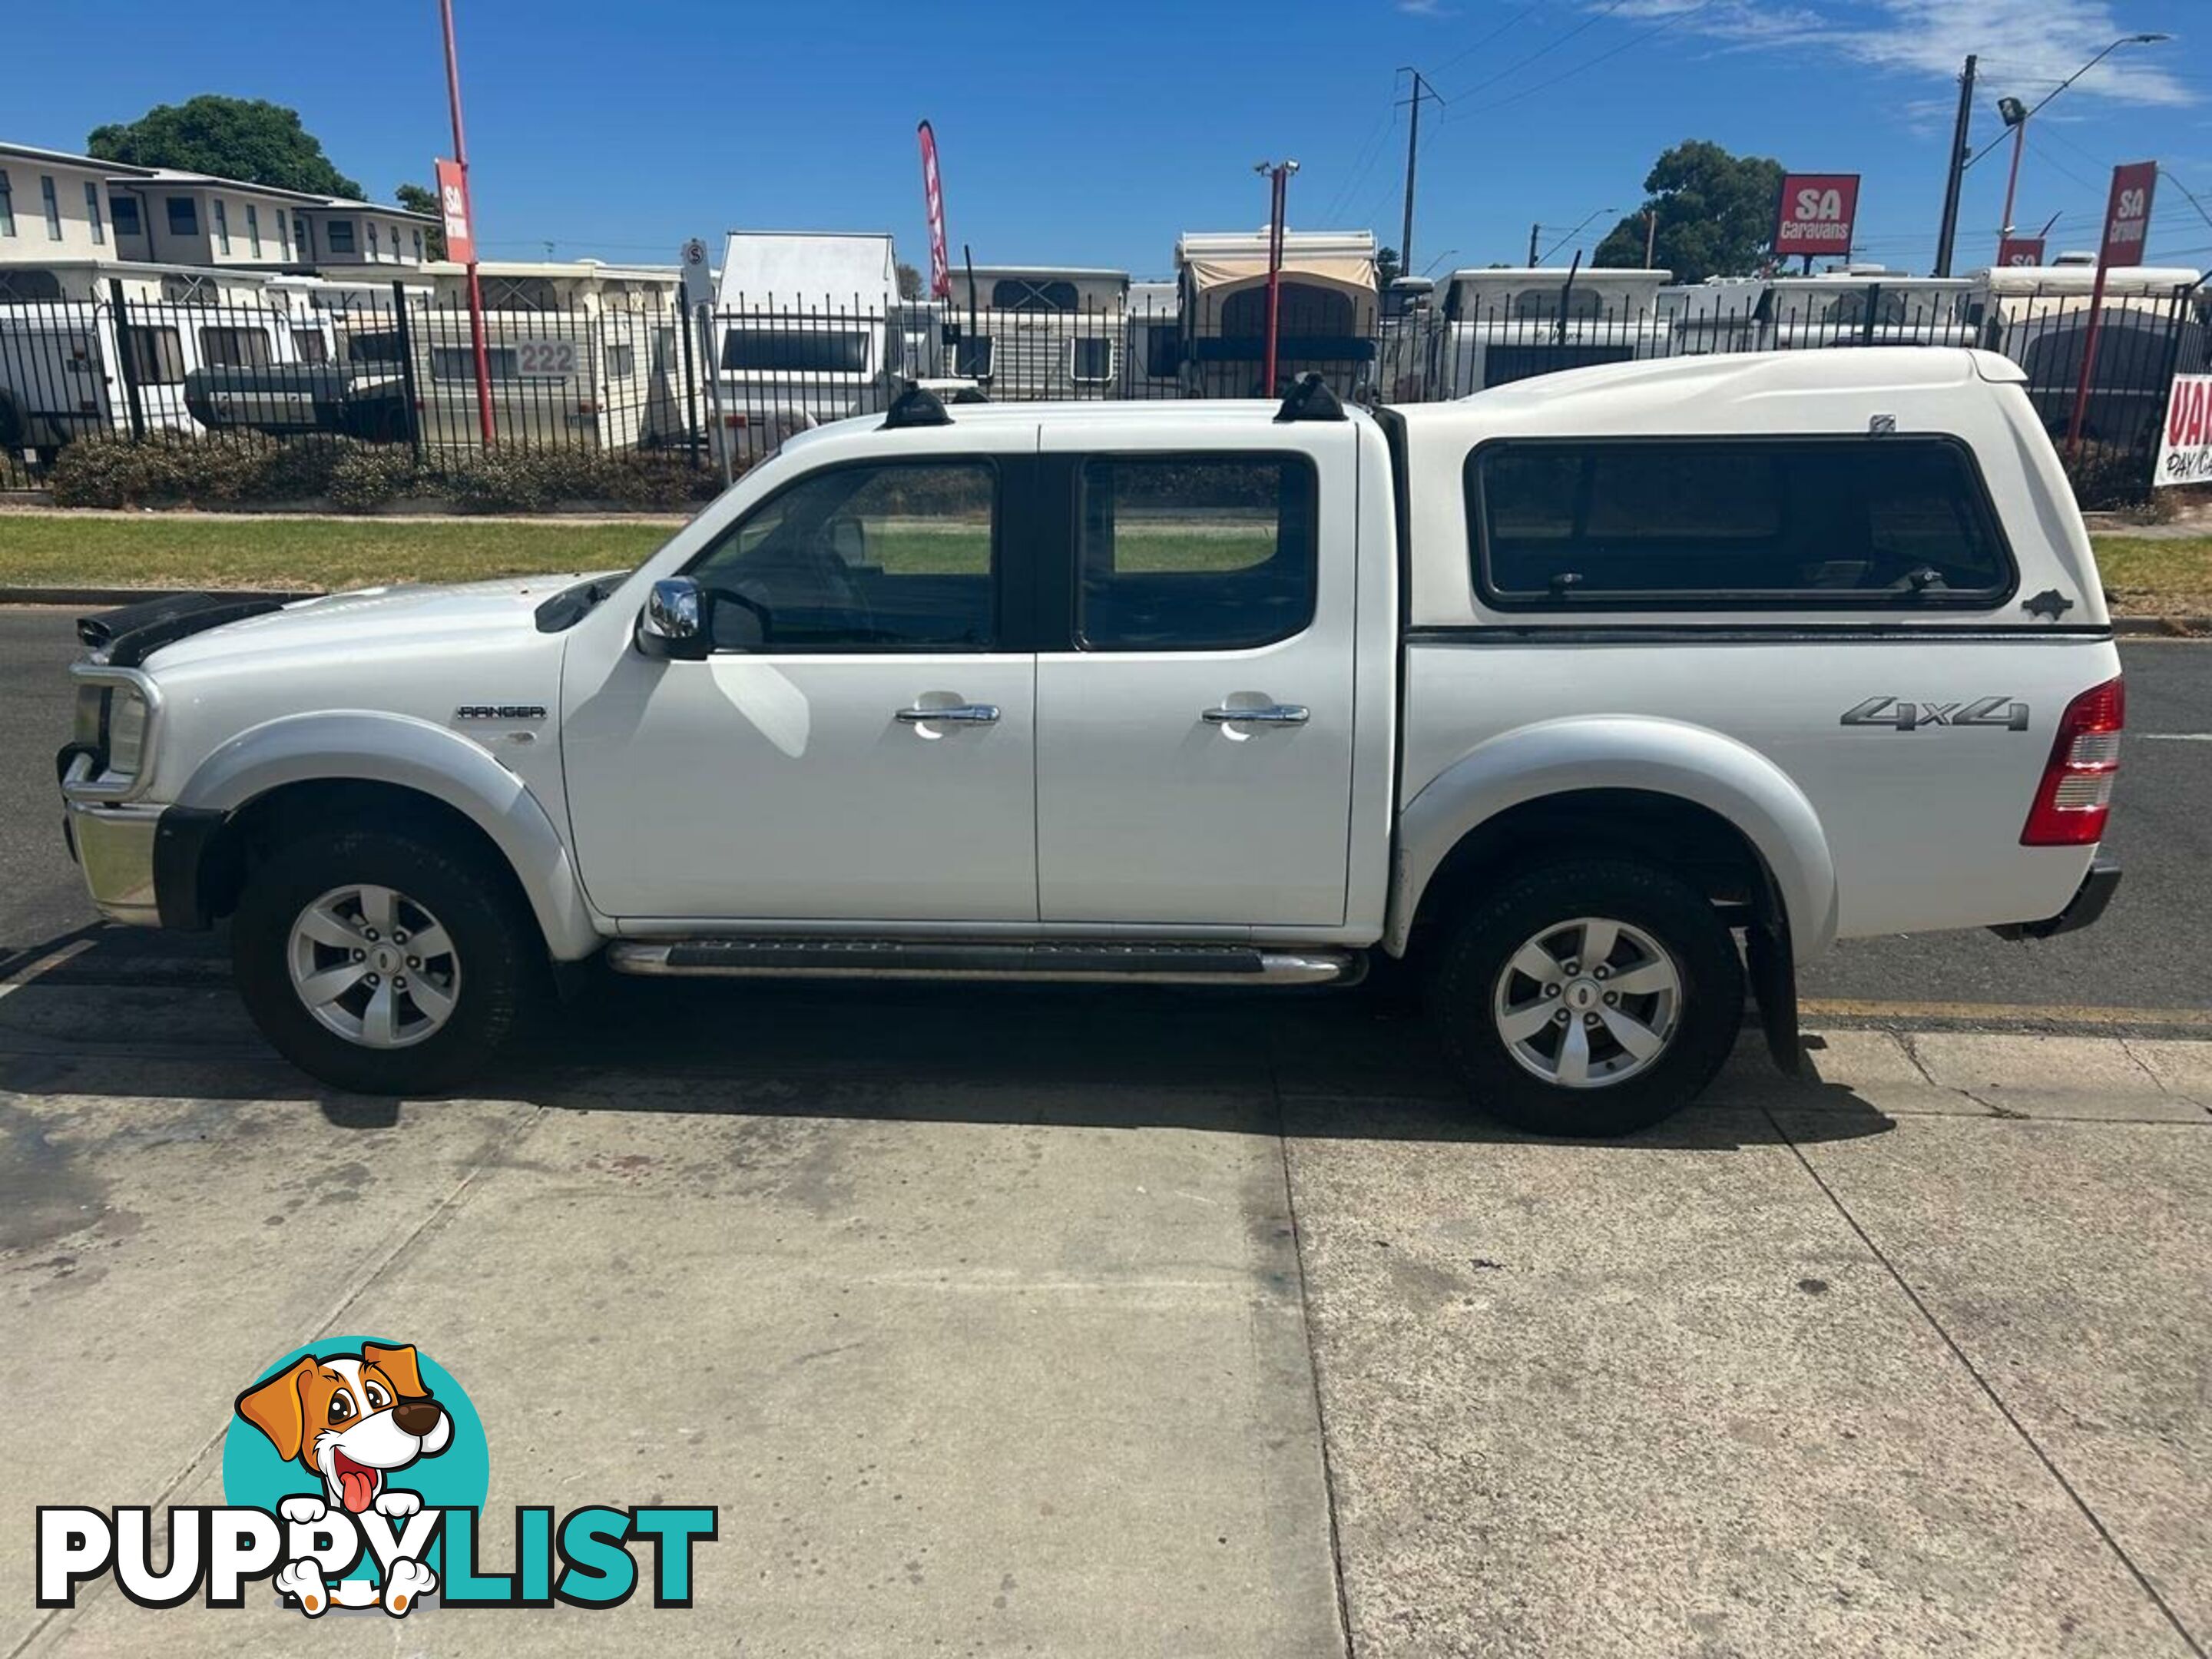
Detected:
[171,712,603,961]
[1387,717,1839,965]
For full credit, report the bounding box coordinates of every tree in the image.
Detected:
[1593,140,1784,283]
[895,261,923,301]
[1376,246,1402,290]
[394,183,447,260]
[88,96,364,200]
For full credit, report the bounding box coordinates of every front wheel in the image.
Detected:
[1426,859,1744,1137]
[231,826,543,1094]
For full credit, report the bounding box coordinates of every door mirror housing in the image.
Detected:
[637,577,710,660]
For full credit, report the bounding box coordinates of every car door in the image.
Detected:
[561,450,1038,922]
[1033,425,1359,926]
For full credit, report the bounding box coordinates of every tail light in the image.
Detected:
[2022,676,2123,846]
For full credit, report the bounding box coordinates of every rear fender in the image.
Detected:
[1389,715,1839,964]
[174,710,603,961]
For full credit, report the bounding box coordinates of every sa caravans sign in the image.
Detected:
[1774,174,1859,262]
[432,159,475,265]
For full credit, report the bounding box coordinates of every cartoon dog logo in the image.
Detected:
[234,1342,451,1614]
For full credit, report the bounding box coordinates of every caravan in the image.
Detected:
[1121,280,1181,399]
[712,231,903,462]
[940,267,1128,399]
[1427,267,1670,396]
[1977,260,2207,449]
[403,261,687,455]
[1761,267,1979,349]
[1174,230,1378,399]
[0,260,303,459]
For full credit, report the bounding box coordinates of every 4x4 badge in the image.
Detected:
[1840,696,2030,732]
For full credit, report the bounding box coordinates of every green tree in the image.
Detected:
[1594,140,1784,283]
[895,261,923,300]
[88,96,364,200]
[394,183,447,259]
[1376,246,1402,289]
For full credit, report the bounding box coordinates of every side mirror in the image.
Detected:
[637,577,710,661]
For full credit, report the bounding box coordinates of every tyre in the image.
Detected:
[1426,858,1743,1137]
[230,826,543,1094]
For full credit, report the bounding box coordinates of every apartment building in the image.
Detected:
[0,139,437,290]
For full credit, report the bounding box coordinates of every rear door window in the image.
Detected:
[1076,455,1317,650]
[1469,437,2014,607]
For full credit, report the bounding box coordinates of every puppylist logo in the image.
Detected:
[38,1336,715,1618]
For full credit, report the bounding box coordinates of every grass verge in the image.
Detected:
[0,515,671,591]
[0,514,2206,615]
[2094,536,2212,617]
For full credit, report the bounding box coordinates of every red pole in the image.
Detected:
[1997,119,2028,257]
[2063,262,2111,459]
[439,0,496,448]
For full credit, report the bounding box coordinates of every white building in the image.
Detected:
[0,139,437,286]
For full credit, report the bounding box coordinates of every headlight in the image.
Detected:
[106,687,150,777]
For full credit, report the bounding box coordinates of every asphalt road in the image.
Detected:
[3,608,2206,1013]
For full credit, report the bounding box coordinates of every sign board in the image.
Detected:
[678,237,714,313]
[2156,374,2212,488]
[1774,174,1859,259]
[433,158,475,265]
[2097,161,2156,267]
[918,121,951,301]
[1995,237,2046,267]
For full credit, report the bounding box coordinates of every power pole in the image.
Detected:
[1932,52,1976,277]
[1256,161,1299,397]
[1528,222,1541,266]
[1643,208,1657,267]
[1396,69,1442,278]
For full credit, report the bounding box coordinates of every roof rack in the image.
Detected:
[1274,373,1346,424]
[882,384,952,429]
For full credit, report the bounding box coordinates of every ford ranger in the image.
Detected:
[58,350,2124,1135]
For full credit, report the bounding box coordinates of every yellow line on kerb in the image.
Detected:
[1803,997,2212,1028]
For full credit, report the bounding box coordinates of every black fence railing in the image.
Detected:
[2,279,2204,502]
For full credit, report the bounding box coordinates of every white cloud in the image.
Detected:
[1399,0,1459,15]
[1619,0,2194,108]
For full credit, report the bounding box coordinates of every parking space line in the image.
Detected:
[1764,1106,2210,1659]
[2140,733,2212,742]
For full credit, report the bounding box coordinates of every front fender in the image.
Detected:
[1389,715,1839,963]
[174,710,603,961]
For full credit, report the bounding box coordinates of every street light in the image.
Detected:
[1254,160,1300,397]
[1420,249,1459,277]
[1969,34,2171,251]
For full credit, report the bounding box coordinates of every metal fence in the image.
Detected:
[3,276,2205,501]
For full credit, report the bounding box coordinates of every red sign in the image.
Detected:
[1774,174,1859,258]
[433,157,475,265]
[1995,236,2046,267]
[917,121,951,301]
[2097,161,2157,267]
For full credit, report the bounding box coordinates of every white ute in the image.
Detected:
[58,350,2124,1135]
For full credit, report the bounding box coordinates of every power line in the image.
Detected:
[1439,0,1636,107]
[1451,0,1721,121]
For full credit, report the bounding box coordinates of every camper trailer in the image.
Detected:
[1121,280,1181,399]
[712,231,903,462]
[1428,267,1671,396]
[0,260,306,458]
[1174,229,1378,399]
[940,266,1128,400]
[1977,260,2207,449]
[1761,267,1979,349]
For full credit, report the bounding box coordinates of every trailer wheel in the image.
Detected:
[0,388,23,452]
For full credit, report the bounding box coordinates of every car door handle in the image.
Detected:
[1203,703,1310,726]
[896,703,1000,724]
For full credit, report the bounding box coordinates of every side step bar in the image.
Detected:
[606,939,1363,987]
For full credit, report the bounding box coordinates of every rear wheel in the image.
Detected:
[1427,859,1743,1137]
[232,826,541,1094]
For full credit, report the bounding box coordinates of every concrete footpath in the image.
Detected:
[2,959,2207,1657]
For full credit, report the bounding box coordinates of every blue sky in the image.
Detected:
[9,0,2210,276]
